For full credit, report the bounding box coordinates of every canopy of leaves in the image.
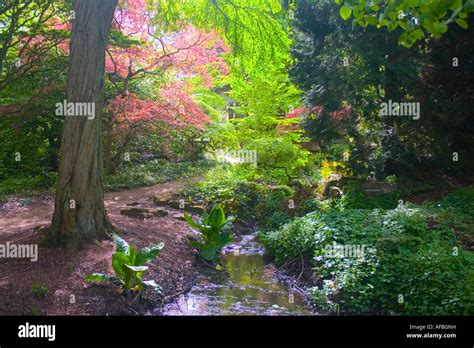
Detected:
[334,0,474,47]
[290,0,474,177]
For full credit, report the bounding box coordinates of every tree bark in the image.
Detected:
[104,112,116,175]
[45,0,118,249]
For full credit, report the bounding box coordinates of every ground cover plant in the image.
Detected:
[262,187,474,315]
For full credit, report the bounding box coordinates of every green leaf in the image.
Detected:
[124,265,149,272]
[352,18,358,30]
[464,0,474,13]
[209,204,226,228]
[202,208,209,225]
[434,21,448,33]
[366,15,378,26]
[113,235,129,254]
[112,252,129,277]
[86,273,118,282]
[455,18,468,29]
[188,239,202,249]
[404,0,420,7]
[200,244,219,261]
[414,28,425,39]
[135,243,165,265]
[340,5,352,20]
[184,212,201,230]
[450,0,463,11]
[353,5,364,20]
[219,231,233,246]
[399,20,409,30]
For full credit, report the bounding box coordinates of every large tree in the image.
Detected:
[45,0,118,249]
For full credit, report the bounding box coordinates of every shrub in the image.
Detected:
[261,188,474,315]
[436,186,474,217]
[105,159,213,191]
[184,204,233,261]
[0,174,57,201]
[86,235,164,293]
[30,284,49,298]
[184,166,304,230]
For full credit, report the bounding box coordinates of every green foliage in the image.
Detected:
[105,159,213,191]
[0,174,57,201]
[183,165,309,230]
[30,284,49,298]
[308,287,339,313]
[0,0,69,92]
[184,166,258,221]
[0,160,212,201]
[227,72,311,182]
[0,95,65,180]
[152,0,291,78]
[336,191,401,210]
[262,187,474,314]
[0,43,66,189]
[254,185,294,229]
[194,86,228,122]
[184,204,234,261]
[291,0,474,177]
[86,235,164,293]
[243,137,311,182]
[436,186,474,217]
[334,0,474,47]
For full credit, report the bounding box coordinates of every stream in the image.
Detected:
[161,233,314,315]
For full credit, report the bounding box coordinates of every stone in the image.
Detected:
[152,193,174,206]
[120,208,152,219]
[126,202,141,206]
[152,209,168,217]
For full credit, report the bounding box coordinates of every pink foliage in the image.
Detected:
[113,0,150,38]
[108,90,210,130]
[18,17,70,66]
[106,0,229,85]
[105,24,222,129]
[20,0,229,131]
[286,106,306,120]
[105,23,229,87]
[105,1,230,130]
[286,105,352,123]
[280,105,353,133]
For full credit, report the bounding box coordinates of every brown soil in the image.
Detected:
[0,178,201,315]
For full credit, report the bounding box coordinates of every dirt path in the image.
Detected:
[0,177,201,315]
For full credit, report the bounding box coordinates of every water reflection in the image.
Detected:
[162,235,313,316]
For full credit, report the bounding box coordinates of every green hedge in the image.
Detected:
[261,187,474,315]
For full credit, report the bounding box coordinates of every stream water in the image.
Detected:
[162,233,314,315]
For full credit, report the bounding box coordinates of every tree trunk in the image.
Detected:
[104,113,116,175]
[44,0,118,249]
